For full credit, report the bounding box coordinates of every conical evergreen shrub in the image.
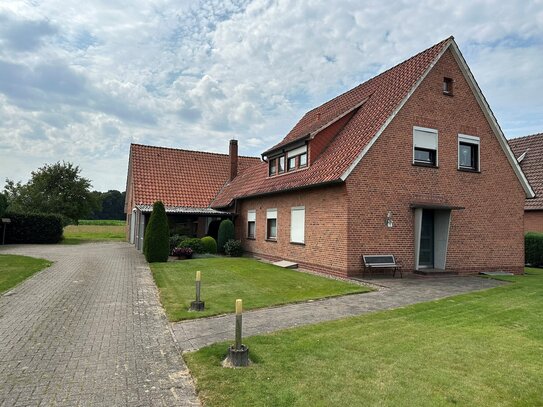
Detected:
[217,219,235,253]
[143,201,170,262]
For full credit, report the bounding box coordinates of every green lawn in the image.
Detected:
[62,223,125,244]
[78,219,126,226]
[185,268,543,407]
[0,254,52,293]
[150,258,369,321]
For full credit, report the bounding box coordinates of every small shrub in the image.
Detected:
[201,236,217,254]
[178,237,205,254]
[4,211,63,244]
[172,247,193,259]
[143,201,170,263]
[224,239,243,257]
[169,234,185,253]
[525,232,543,267]
[217,219,235,253]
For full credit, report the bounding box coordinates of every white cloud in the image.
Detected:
[0,0,542,191]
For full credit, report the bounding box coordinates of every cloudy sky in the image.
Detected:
[0,0,542,191]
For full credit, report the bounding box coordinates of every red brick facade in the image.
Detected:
[525,211,543,233]
[234,49,526,276]
[237,185,349,277]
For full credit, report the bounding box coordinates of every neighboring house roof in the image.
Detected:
[509,133,543,210]
[129,144,260,208]
[211,37,534,208]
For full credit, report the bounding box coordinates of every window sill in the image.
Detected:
[457,167,480,173]
[412,163,439,169]
[265,238,277,242]
[290,241,305,246]
[443,92,453,97]
[246,237,256,240]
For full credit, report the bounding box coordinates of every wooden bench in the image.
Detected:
[362,255,402,278]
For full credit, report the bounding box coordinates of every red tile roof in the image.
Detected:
[211,37,453,208]
[509,133,543,210]
[129,144,260,208]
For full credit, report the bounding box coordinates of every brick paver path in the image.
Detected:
[173,274,505,351]
[0,243,199,407]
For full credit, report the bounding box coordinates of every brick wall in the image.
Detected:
[345,49,526,275]
[309,111,356,163]
[235,185,350,276]
[525,210,543,233]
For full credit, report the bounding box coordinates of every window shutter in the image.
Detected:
[247,210,256,222]
[413,128,438,150]
[267,209,277,219]
[287,145,307,157]
[290,207,305,243]
[458,134,480,145]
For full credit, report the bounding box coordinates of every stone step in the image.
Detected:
[272,260,299,269]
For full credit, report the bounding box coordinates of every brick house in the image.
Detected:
[124,143,259,250]
[509,133,543,233]
[126,37,534,276]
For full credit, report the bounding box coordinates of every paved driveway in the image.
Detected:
[0,243,199,407]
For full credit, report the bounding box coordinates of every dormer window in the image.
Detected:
[278,156,285,173]
[269,158,277,176]
[268,144,308,177]
[443,77,453,95]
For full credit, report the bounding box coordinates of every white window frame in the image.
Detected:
[290,206,305,244]
[247,210,256,238]
[458,134,480,171]
[266,208,277,240]
[413,126,438,166]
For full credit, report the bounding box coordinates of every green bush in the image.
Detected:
[525,232,543,267]
[178,238,205,254]
[169,234,185,253]
[201,236,217,254]
[143,201,170,263]
[217,219,235,253]
[0,194,7,217]
[224,239,243,257]
[3,212,63,244]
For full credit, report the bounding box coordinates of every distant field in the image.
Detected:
[63,222,126,244]
[78,219,126,226]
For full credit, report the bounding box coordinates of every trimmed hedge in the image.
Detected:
[3,212,63,244]
[217,219,235,253]
[143,201,170,263]
[201,236,217,254]
[178,238,205,254]
[525,232,543,267]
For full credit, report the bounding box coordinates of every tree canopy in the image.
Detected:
[4,162,97,224]
[89,190,126,220]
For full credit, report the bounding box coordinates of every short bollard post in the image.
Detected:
[189,271,205,311]
[225,299,249,367]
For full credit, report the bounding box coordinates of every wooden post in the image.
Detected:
[235,299,242,350]
[195,270,201,302]
[189,271,205,311]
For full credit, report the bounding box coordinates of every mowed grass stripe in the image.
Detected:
[150,257,369,321]
[185,269,543,407]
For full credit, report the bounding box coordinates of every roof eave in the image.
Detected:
[339,38,454,182]
[211,178,345,209]
[447,41,535,199]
